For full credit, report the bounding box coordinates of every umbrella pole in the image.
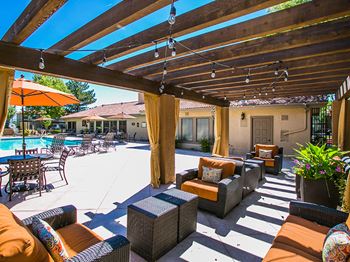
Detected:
[21,94,26,158]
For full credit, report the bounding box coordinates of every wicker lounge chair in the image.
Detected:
[0,204,130,261]
[7,157,44,201]
[43,149,70,185]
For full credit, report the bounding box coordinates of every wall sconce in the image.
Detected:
[241,112,246,120]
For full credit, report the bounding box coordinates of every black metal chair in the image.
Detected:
[43,149,70,185]
[8,158,43,201]
[0,169,9,197]
[41,135,66,156]
[76,134,94,155]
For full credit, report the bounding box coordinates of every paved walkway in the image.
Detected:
[0,143,296,261]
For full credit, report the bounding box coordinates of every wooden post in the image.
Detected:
[159,94,175,184]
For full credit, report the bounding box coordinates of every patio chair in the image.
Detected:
[15,148,39,155]
[0,204,130,261]
[0,169,9,197]
[7,157,44,201]
[128,132,137,142]
[97,132,116,152]
[176,157,246,218]
[41,134,66,156]
[76,134,94,155]
[42,148,70,185]
[246,144,283,175]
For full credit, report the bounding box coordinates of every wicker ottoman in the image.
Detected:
[127,197,178,261]
[155,188,198,242]
[246,159,265,181]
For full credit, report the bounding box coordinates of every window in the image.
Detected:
[82,120,87,127]
[181,118,193,141]
[141,122,147,128]
[196,118,209,141]
[96,121,102,133]
[103,121,110,132]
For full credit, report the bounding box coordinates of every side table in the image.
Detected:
[127,196,178,261]
[155,188,198,242]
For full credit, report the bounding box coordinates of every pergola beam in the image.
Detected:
[108,0,350,73]
[156,39,350,82]
[2,0,67,45]
[127,18,350,77]
[0,41,228,107]
[48,0,172,56]
[80,0,284,64]
[336,76,350,100]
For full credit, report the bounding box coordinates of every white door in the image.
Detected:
[252,116,273,147]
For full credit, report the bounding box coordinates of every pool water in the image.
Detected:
[0,137,81,151]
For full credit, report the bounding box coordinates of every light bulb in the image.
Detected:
[163,66,167,75]
[259,92,262,96]
[168,38,174,49]
[265,92,268,96]
[253,95,257,99]
[154,48,159,58]
[168,4,176,25]
[243,94,246,99]
[171,47,176,57]
[245,76,250,84]
[274,68,279,76]
[181,90,184,96]
[272,87,276,92]
[211,69,216,78]
[284,76,288,82]
[224,96,227,100]
[159,88,163,93]
[39,57,45,70]
[202,95,205,99]
[284,68,289,77]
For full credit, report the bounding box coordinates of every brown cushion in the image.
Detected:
[263,242,321,262]
[198,157,235,180]
[255,144,279,158]
[254,157,275,167]
[0,204,53,262]
[273,215,329,259]
[181,178,219,201]
[56,223,102,257]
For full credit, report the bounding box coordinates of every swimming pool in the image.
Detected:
[0,137,81,151]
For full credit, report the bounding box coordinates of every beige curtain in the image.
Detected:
[338,98,346,150]
[212,106,229,157]
[0,69,14,136]
[174,98,180,135]
[144,93,161,188]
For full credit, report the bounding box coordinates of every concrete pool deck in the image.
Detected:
[0,142,296,261]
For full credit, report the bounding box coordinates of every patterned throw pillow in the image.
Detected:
[259,149,272,159]
[31,216,69,262]
[202,166,222,184]
[323,223,350,262]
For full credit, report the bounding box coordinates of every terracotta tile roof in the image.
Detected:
[62,99,210,119]
[62,95,325,119]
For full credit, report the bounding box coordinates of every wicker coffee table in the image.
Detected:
[245,159,265,181]
[127,196,178,261]
[155,188,198,242]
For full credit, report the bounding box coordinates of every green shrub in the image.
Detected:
[200,138,211,152]
[24,129,30,136]
[51,129,62,134]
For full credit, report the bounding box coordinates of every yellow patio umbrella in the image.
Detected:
[82,114,106,121]
[10,77,80,156]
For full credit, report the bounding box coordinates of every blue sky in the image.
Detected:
[1,0,268,107]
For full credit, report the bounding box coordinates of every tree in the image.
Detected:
[26,75,70,119]
[42,115,52,131]
[6,106,16,127]
[268,0,310,12]
[65,80,96,114]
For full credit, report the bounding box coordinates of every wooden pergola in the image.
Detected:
[0,0,349,105]
[0,0,350,184]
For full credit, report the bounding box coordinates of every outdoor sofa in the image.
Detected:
[246,144,283,175]
[263,200,348,261]
[0,204,130,261]
[176,157,259,218]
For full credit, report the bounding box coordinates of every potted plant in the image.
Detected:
[293,143,347,208]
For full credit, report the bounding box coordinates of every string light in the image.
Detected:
[202,95,205,99]
[272,87,276,92]
[274,68,279,76]
[154,42,159,58]
[284,68,289,81]
[259,90,262,96]
[159,82,165,93]
[102,50,107,66]
[210,63,216,78]
[181,90,184,96]
[224,95,227,100]
[245,69,251,84]
[265,92,268,96]
[171,47,176,57]
[243,93,246,99]
[39,49,45,70]
[253,94,257,99]
[163,65,167,75]
[168,37,174,49]
[168,1,176,25]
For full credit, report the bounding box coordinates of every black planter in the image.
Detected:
[300,177,339,208]
[295,175,301,199]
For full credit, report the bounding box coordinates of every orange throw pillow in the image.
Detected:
[0,204,53,262]
[198,157,235,180]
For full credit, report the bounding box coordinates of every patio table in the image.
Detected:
[0,153,53,165]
